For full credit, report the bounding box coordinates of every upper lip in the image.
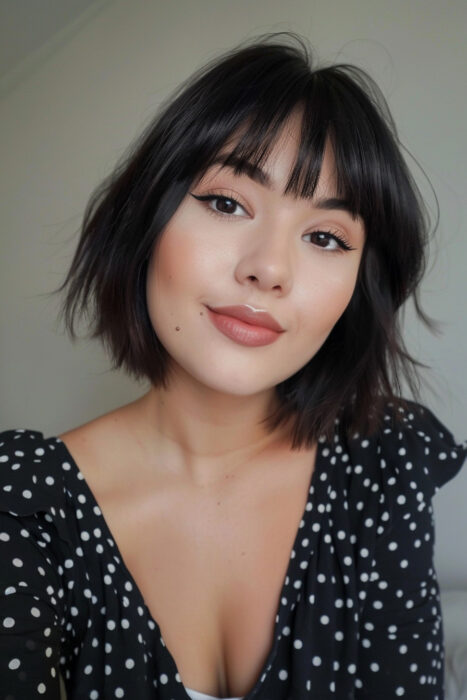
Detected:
[207,304,284,332]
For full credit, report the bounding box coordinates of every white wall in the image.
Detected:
[1,0,466,587]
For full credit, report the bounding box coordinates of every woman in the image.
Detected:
[0,33,465,700]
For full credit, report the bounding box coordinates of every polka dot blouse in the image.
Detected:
[0,402,465,699]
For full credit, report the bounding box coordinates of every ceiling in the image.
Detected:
[0,0,101,83]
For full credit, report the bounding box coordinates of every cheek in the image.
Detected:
[296,262,360,335]
[148,227,195,303]
[146,218,227,324]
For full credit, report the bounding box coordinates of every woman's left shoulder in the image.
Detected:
[384,400,465,492]
[358,400,466,499]
[379,400,467,498]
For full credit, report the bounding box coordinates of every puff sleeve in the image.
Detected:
[354,403,466,699]
[0,430,69,700]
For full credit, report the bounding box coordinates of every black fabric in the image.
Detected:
[0,402,465,700]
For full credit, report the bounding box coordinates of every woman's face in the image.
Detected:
[146,115,365,397]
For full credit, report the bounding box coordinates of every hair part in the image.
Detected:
[55,32,434,446]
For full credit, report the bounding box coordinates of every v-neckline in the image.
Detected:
[53,434,327,700]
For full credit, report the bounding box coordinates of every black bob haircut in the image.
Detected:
[57,32,433,447]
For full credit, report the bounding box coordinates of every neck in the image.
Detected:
[134,372,290,484]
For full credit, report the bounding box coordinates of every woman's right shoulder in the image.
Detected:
[0,427,61,467]
[0,428,70,516]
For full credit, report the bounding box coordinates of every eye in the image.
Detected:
[190,193,248,217]
[303,230,355,252]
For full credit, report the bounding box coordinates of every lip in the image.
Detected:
[205,304,284,348]
[207,305,284,332]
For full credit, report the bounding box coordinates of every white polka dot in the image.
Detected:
[12,558,23,567]
[293,639,303,649]
[31,607,41,618]
[84,664,93,674]
[320,615,330,625]
[3,617,15,628]
[8,658,20,670]
[160,674,168,684]
[396,687,405,696]
[278,669,288,680]
[125,658,135,669]
[0,532,10,542]
[37,683,46,694]
[115,689,124,698]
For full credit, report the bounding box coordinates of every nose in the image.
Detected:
[234,224,293,295]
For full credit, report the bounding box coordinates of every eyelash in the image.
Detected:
[190,192,355,252]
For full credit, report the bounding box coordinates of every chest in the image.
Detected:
[95,455,315,698]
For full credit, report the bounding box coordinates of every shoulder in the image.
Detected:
[343,402,465,587]
[0,428,68,516]
[57,402,142,499]
[377,400,465,496]
[341,400,465,545]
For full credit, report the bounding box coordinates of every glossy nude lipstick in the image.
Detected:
[206,305,284,347]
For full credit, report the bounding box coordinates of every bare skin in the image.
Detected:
[59,393,317,698]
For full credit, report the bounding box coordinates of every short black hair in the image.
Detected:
[56,32,433,446]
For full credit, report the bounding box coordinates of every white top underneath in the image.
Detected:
[185,687,243,700]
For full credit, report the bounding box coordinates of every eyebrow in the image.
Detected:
[207,155,356,216]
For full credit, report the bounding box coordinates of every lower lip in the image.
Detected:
[206,308,282,347]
